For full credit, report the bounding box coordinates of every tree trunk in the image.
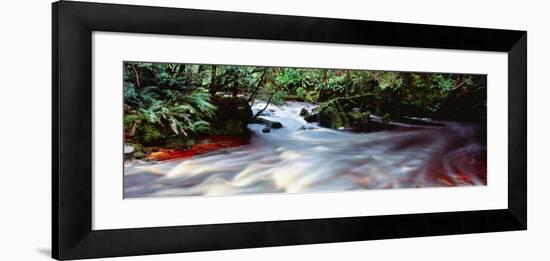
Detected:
[209,65,218,95]
[131,65,141,88]
[319,70,328,101]
[175,64,186,78]
[232,85,239,97]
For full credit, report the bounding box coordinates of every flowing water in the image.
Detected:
[124,101,486,198]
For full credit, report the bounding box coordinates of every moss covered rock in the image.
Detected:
[211,96,253,136]
[132,151,146,159]
[346,111,370,126]
[319,106,344,129]
[304,107,320,122]
[165,137,195,150]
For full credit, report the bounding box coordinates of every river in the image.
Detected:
[124,101,486,198]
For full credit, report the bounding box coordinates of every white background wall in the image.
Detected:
[0,0,547,260]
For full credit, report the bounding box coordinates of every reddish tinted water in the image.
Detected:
[147,136,250,161]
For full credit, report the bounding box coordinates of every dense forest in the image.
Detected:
[123,62,486,158]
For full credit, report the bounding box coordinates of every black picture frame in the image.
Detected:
[52,1,527,260]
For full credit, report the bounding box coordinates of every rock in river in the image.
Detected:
[253,116,283,129]
[211,96,253,136]
[304,112,319,123]
[298,125,317,131]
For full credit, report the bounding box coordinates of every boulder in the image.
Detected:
[253,116,283,129]
[318,106,344,129]
[346,111,370,126]
[270,121,283,129]
[211,96,253,136]
[304,112,319,122]
[133,151,145,159]
[262,127,271,133]
[299,108,309,116]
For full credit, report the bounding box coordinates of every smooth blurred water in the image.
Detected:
[124,101,486,198]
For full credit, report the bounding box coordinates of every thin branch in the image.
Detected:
[320,93,375,106]
[249,68,266,74]
[450,80,467,91]
[253,92,276,119]
[129,120,141,137]
[247,70,267,104]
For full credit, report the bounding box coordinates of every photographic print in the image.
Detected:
[123,62,487,198]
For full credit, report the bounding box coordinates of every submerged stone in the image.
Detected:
[298,125,317,131]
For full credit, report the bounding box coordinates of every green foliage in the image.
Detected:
[432,74,454,92]
[270,90,287,106]
[184,91,217,118]
[295,87,306,98]
[142,124,163,145]
[371,72,404,90]
[276,68,302,88]
[135,92,215,137]
[124,63,218,147]
[124,61,486,148]
[319,105,343,129]
[294,86,318,102]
